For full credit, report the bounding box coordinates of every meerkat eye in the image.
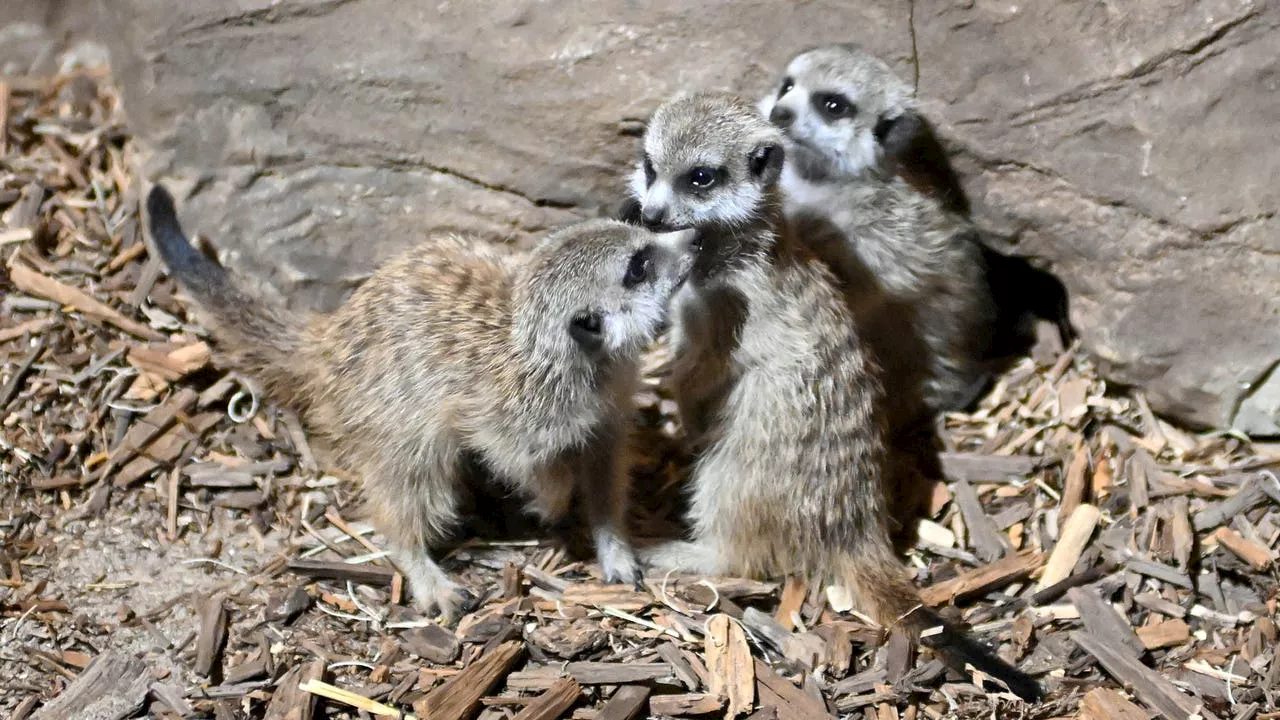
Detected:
[687,167,721,190]
[643,153,656,187]
[778,77,795,98]
[623,246,653,288]
[814,93,856,121]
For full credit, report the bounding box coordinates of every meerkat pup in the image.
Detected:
[760,44,1073,394]
[629,93,1041,701]
[145,185,696,619]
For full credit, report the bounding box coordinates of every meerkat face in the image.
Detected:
[759,44,915,181]
[521,220,697,360]
[629,92,785,231]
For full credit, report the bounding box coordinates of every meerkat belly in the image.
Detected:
[689,300,882,577]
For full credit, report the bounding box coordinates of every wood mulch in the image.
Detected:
[3,59,1279,720]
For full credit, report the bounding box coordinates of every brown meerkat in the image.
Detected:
[760,43,1074,408]
[628,92,1041,702]
[145,185,696,619]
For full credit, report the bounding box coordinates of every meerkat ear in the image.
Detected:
[749,142,784,185]
[872,110,970,216]
[569,310,605,354]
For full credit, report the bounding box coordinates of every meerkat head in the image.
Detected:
[759,44,918,181]
[517,219,697,362]
[629,92,786,232]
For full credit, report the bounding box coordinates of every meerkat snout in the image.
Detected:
[767,104,794,128]
[544,221,697,357]
[628,99,786,232]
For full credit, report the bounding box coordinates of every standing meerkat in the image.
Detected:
[145,185,696,619]
[629,93,1041,701]
[760,43,1073,409]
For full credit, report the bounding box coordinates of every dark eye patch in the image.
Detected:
[624,245,653,288]
[812,92,856,121]
[685,166,724,191]
[778,77,794,98]
[643,153,656,187]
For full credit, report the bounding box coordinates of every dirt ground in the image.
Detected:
[2,58,1278,720]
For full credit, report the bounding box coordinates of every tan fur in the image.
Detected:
[147,187,695,619]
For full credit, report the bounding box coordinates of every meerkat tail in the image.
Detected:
[145,185,307,396]
[837,551,1042,702]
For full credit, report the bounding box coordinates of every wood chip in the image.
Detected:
[755,659,833,720]
[774,576,807,631]
[0,317,57,343]
[403,624,461,664]
[415,641,524,720]
[920,551,1045,605]
[126,341,210,381]
[31,651,151,720]
[511,678,581,720]
[114,411,220,487]
[593,686,650,720]
[150,681,195,717]
[657,642,702,691]
[706,614,755,717]
[1169,495,1193,570]
[1072,631,1219,720]
[1136,619,1191,650]
[508,662,675,691]
[8,262,164,340]
[195,593,228,678]
[649,693,724,716]
[1192,479,1267,531]
[1211,526,1274,570]
[561,583,652,612]
[286,560,396,586]
[1060,443,1090,527]
[1078,688,1149,720]
[939,453,1041,483]
[954,478,1009,562]
[0,338,44,409]
[1068,587,1145,658]
[104,387,197,474]
[1037,503,1100,590]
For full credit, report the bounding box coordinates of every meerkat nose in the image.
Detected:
[641,207,667,230]
[769,105,795,128]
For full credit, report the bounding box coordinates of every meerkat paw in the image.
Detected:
[594,528,642,586]
[408,577,477,623]
[397,550,477,623]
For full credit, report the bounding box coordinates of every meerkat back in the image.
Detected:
[147,186,696,619]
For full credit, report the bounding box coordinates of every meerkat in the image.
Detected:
[760,43,1074,408]
[628,93,1041,701]
[145,185,696,619]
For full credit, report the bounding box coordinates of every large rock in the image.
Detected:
[13,0,1280,433]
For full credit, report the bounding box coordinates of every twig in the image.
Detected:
[298,679,417,719]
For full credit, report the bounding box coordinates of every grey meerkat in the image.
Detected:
[145,185,696,620]
[628,92,1041,702]
[760,44,1074,386]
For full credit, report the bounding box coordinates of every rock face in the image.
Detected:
[9,0,1279,434]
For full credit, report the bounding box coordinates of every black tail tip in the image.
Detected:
[921,618,1043,702]
[146,184,177,224]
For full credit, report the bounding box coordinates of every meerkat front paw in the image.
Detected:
[409,578,478,624]
[594,528,642,586]
[397,550,478,624]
